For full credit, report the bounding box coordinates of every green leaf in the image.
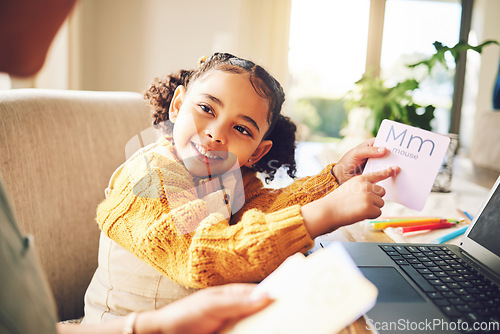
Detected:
[408,39,499,72]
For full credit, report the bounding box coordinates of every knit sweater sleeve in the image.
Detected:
[96,150,315,288]
[231,164,340,222]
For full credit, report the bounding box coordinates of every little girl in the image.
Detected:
[82,53,398,323]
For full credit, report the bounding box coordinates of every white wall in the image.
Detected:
[73,0,239,92]
[69,0,290,93]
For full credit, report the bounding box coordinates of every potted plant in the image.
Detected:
[343,39,499,137]
[343,73,435,137]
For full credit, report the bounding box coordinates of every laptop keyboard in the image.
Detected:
[381,245,500,331]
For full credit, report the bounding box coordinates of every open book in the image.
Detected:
[223,243,378,334]
[363,119,451,211]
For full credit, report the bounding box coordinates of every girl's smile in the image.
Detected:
[169,70,273,178]
[191,142,226,161]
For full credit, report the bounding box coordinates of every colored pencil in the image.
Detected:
[366,218,459,230]
[430,225,469,244]
[456,209,474,223]
[394,221,457,234]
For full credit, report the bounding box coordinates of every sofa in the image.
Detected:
[0,89,151,321]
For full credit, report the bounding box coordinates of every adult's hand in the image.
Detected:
[136,283,272,334]
[57,284,272,334]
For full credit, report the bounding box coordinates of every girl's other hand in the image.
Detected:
[333,138,388,185]
[301,166,400,238]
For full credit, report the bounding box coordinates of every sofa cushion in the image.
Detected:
[0,89,151,321]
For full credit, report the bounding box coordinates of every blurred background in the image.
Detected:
[1,0,499,166]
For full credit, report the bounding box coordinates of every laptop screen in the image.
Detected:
[467,183,500,257]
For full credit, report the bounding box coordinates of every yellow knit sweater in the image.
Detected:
[97,137,339,288]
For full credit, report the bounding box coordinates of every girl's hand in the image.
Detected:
[333,138,388,184]
[301,166,400,238]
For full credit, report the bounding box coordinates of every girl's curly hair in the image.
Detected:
[144,52,297,182]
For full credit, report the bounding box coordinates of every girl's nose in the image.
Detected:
[205,128,225,144]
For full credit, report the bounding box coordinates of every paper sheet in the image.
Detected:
[363,120,450,211]
[223,243,378,334]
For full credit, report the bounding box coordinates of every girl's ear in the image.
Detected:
[168,86,187,123]
[244,140,273,167]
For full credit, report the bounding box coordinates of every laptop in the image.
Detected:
[320,176,500,334]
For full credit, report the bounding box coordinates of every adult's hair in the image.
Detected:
[144,52,297,182]
[0,0,77,77]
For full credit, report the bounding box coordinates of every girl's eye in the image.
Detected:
[234,125,252,137]
[199,104,214,115]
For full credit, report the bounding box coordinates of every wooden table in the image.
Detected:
[315,156,499,333]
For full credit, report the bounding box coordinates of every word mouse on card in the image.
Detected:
[363,119,450,211]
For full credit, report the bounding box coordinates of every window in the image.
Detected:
[380,0,461,134]
[287,0,463,140]
[287,0,370,140]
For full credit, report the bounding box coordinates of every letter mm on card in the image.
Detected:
[363,119,450,211]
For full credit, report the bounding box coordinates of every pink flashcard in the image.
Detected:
[363,120,450,211]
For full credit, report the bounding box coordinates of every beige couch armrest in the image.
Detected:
[0,89,151,321]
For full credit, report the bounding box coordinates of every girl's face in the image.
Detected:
[169,70,273,178]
